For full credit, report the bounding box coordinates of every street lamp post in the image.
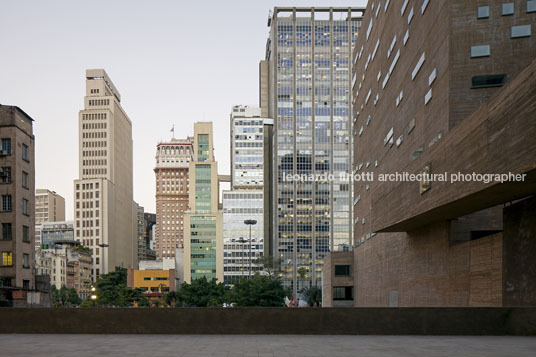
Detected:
[98,243,109,275]
[244,219,257,279]
[238,237,246,280]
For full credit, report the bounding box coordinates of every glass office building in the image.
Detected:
[264,8,363,292]
[222,191,264,285]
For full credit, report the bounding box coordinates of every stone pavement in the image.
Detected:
[0,334,535,356]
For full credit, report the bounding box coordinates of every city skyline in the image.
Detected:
[0,0,367,217]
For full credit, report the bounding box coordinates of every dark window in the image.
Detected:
[22,171,29,189]
[1,195,12,211]
[23,279,30,290]
[1,139,11,155]
[22,225,30,242]
[471,74,507,88]
[1,223,12,240]
[22,144,29,162]
[334,265,351,276]
[333,286,354,300]
[0,167,11,183]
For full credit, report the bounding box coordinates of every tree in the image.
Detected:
[95,269,141,307]
[254,255,282,278]
[297,266,309,291]
[174,277,229,307]
[51,286,81,307]
[302,286,322,307]
[227,273,286,307]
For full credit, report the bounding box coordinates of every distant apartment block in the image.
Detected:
[0,105,35,300]
[73,69,136,280]
[35,189,65,249]
[154,137,193,258]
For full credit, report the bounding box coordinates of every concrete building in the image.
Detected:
[262,7,364,293]
[223,106,266,284]
[127,266,176,303]
[35,189,65,249]
[154,137,193,258]
[73,69,136,280]
[222,191,264,284]
[348,0,536,306]
[0,105,35,299]
[40,221,74,248]
[322,250,354,307]
[184,122,223,283]
[37,243,92,299]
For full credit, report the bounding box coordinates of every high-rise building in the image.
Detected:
[184,122,223,283]
[0,105,35,295]
[73,69,136,280]
[223,106,266,284]
[154,137,193,258]
[263,7,364,292]
[347,0,536,306]
[35,189,65,249]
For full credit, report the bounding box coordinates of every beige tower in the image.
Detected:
[74,69,135,280]
[184,122,223,283]
[154,138,193,259]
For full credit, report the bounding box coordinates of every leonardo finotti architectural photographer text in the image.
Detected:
[282,172,527,184]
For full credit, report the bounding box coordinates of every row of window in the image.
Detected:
[88,99,110,106]
[478,1,536,18]
[1,223,30,242]
[1,251,30,268]
[0,195,29,215]
[0,139,30,161]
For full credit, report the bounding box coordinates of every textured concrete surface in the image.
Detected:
[1,335,536,356]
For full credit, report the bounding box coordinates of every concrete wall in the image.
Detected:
[0,307,535,335]
[503,196,536,306]
[354,223,502,307]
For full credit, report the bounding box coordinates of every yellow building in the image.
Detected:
[127,268,175,300]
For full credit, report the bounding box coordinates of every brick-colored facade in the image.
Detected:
[0,105,35,294]
[348,0,536,306]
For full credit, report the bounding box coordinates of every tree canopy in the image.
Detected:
[227,274,286,307]
[169,276,229,307]
[51,286,81,307]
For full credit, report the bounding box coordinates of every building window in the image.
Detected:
[471,74,508,88]
[333,286,354,300]
[1,139,11,155]
[334,265,351,276]
[502,3,514,15]
[477,6,489,18]
[1,223,12,240]
[529,0,536,12]
[22,199,29,215]
[22,171,29,189]
[23,225,30,242]
[470,45,491,58]
[511,24,531,38]
[23,280,29,290]
[22,144,29,162]
[1,251,13,266]
[0,167,10,183]
[23,253,29,268]
[1,195,12,211]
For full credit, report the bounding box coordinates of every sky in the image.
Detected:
[0,0,367,219]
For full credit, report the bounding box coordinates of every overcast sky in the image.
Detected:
[0,0,367,218]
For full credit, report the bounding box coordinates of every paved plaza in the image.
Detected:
[0,334,535,356]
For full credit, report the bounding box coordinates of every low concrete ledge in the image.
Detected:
[1,307,535,335]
